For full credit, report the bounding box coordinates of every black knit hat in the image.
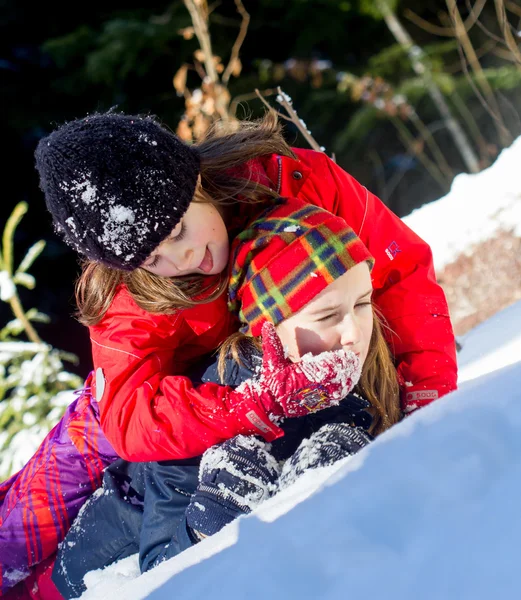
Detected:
[35,112,200,270]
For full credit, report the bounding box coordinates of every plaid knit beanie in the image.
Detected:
[228,198,374,337]
[34,112,200,270]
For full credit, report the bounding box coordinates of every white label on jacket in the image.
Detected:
[95,367,105,402]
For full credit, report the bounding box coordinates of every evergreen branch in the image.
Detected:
[3,202,27,276]
[16,240,46,275]
[1,203,43,345]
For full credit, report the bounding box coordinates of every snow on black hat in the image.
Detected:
[35,112,200,270]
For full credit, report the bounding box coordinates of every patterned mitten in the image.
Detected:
[279,423,372,489]
[228,322,361,430]
[185,435,281,537]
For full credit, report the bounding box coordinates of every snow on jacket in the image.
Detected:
[90,148,458,462]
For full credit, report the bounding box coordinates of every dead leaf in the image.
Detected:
[193,113,209,140]
[231,57,242,77]
[176,118,193,141]
[178,27,195,40]
[173,64,188,96]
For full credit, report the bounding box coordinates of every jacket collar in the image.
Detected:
[259,151,312,197]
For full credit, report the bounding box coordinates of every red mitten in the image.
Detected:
[229,322,361,423]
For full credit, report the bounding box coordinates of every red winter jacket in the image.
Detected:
[90,149,457,461]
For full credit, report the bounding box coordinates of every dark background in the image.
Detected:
[2,0,520,377]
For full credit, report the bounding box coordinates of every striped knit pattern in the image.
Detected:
[228,198,374,337]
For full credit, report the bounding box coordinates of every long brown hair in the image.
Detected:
[217,308,402,437]
[76,111,295,326]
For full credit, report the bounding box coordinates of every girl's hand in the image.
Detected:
[230,322,362,419]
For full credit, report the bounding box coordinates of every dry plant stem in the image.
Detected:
[229,88,278,116]
[375,0,480,173]
[506,0,521,18]
[391,116,450,192]
[445,39,499,74]
[254,88,323,152]
[274,87,324,152]
[222,0,250,85]
[404,0,487,37]
[493,46,521,61]
[254,88,293,122]
[451,91,491,162]
[408,111,455,180]
[466,0,511,46]
[495,0,521,69]
[183,0,218,82]
[447,0,512,146]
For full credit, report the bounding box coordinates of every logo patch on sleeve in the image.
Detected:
[405,390,439,402]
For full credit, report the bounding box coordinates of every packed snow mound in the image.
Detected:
[141,361,521,600]
[403,135,521,272]
[86,310,521,600]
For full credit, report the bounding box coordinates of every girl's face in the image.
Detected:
[276,262,374,366]
[141,200,229,277]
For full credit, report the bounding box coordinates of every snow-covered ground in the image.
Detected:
[72,142,521,599]
[402,135,521,272]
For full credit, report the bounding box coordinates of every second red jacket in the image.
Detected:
[90,149,458,461]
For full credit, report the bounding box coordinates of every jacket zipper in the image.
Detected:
[276,155,282,194]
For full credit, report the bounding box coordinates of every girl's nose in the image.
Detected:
[340,315,361,349]
[177,248,194,271]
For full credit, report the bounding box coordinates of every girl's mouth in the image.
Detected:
[198,247,214,273]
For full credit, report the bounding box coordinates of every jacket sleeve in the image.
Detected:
[318,153,458,413]
[90,291,283,462]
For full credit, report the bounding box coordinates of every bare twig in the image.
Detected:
[375,0,480,172]
[466,0,511,45]
[254,88,293,122]
[404,0,487,37]
[183,0,219,82]
[445,39,499,74]
[506,0,521,19]
[447,0,512,146]
[408,111,455,180]
[222,0,250,85]
[492,45,521,61]
[254,87,324,152]
[451,91,491,163]
[274,87,324,152]
[495,0,521,68]
[229,88,278,116]
[390,117,450,192]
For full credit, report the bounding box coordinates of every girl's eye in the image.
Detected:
[355,301,372,309]
[171,223,186,242]
[147,255,160,268]
[316,313,336,323]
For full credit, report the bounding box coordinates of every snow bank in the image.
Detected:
[138,360,521,600]
[403,137,521,271]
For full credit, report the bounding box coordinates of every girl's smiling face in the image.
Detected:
[141,200,229,277]
[275,262,374,365]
